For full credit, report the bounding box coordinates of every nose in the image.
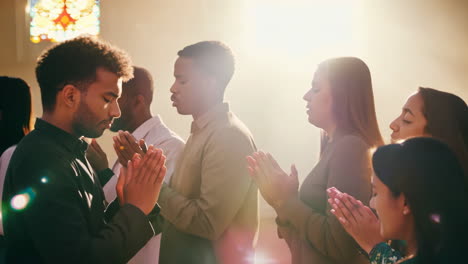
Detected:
[303,88,312,102]
[110,100,121,118]
[170,82,177,94]
[389,118,399,133]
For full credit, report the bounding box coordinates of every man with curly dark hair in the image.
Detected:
[2,36,166,264]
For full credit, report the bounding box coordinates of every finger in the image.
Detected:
[361,203,378,219]
[140,150,157,184]
[118,167,126,187]
[246,156,258,171]
[113,141,127,166]
[264,153,284,181]
[146,144,155,154]
[114,133,125,148]
[126,160,134,184]
[290,164,299,183]
[124,131,143,154]
[155,165,167,185]
[330,208,349,228]
[337,216,350,227]
[330,208,345,224]
[118,131,135,160]
[143,149,161,184]
[246,157,260,181]
[328,198,345,218]
[267,153,283,172]
[117,167,126,188]
[326,187,340,199]
[253,152,270,185]
[114,136,130,161]
[290,164,298,177]
[334,197,358,225]
[151,151,166,185]
[326,188,336,199]
[343,193,364,218]
[137,148,156,183]
[256,152,271,178]
[139,139,148,154]
[132,153,142,168]
[119,131,135,153]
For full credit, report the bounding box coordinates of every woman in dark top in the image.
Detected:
[247,57,384,264]
[369,138,467,264]
[328,88,468,263]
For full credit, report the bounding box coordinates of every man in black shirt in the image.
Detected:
[2,36,166,263]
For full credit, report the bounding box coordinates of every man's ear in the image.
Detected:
[134,94,146,107]
[60,84,81,109]
[205,76,223,98]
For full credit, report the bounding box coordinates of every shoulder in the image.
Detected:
[213,112,254,141]
[8,132,71,178]
[198,113,256,153]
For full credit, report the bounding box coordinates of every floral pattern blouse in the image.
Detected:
[369,242,417,264]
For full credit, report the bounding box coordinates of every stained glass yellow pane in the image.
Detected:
[29,0,100,43]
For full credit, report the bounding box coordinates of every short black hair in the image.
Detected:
[123,66,154,105]
[177,41,235,90]
[36,35,133,112]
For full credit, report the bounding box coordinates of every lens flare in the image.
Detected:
[11,194,30,211]
[10,188,36,212]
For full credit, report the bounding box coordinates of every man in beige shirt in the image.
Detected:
[156,41,258,264]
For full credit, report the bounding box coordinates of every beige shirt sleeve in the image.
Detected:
[277,135,372,262]
[158,127,256,240]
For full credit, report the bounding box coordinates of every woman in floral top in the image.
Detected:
[331,138,468,263]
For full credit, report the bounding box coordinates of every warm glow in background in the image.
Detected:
[1,0,467,263]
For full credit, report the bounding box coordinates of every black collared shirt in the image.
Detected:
[2,118,154,264]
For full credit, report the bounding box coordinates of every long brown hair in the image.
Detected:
[418,87,468,175]
[318,57,384,153]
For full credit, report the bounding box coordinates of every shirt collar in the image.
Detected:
[35,118,89,155]
[190,103,229,133]
[132,115,163,139]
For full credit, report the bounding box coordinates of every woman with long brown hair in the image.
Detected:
[247,57,383,264]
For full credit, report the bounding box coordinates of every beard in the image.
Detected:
[72,100,110,138]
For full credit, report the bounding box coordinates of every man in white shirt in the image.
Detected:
[87,66,184,264]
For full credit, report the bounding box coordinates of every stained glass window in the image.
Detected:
[29,0,100,43]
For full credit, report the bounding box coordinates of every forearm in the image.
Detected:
[275,195,360,261]
[158,183,239,240]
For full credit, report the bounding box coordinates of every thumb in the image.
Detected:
[139,139,147,154]
[290,164,298,179]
